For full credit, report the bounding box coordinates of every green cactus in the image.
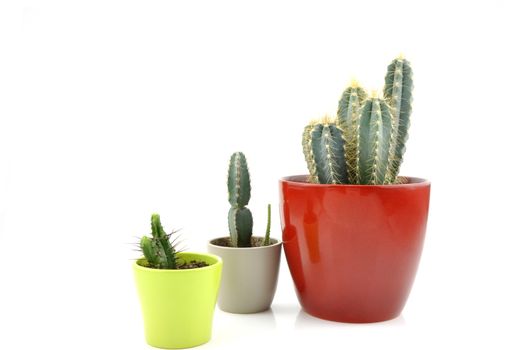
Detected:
[302,119,349,184]
[139,213,179,269]
[302,123,319,184]
[262,204,271,246]
[227,152,272,247]
[358,94,393,184]
[228,152,253,247]
[337,80,367,183]
[383,55,413,183]
[302,55,414,185]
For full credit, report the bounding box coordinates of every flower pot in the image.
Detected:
[133,252,222,349]
[208,237,282,313]
[279,175,431,323]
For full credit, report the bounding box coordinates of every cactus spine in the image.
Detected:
[228,152,253,247]
[140,213,179,269]
[302,55,414,185]
[383,55,413,183]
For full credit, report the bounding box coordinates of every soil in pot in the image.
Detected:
[137,258,210,269]
[178,260,209,269]
[210,237,278,247]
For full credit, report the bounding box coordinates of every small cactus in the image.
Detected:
[228,152,253,247]
[302,55,414,185]
[227,152,272,247]
[139,213,180,269]
[303,119,349,184]
[262,204,271,246]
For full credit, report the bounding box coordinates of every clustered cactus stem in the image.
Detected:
[140,213,180,269]
[303,55,414,185]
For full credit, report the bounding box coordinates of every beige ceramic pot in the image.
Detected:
[208,237,282,314]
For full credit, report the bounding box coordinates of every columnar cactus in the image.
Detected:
[228,152,253,247]
[140,213,179,269]
[357,94,393,184]
[227,152,272,247]
[337,80,367,183]
[384,55,413,183]
[302,119,348,184]
[302,55,414,185]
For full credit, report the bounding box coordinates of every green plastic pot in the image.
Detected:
[133,252,223,349]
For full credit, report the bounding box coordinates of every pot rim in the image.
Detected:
[208,236,282,250]
[134,251,222,273]
[280,175,430,188]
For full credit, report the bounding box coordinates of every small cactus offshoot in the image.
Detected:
[303,55,414,185]
[227,152,272,247]
[139,213,181,269]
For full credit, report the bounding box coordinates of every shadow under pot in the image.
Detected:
[208,237,282,314]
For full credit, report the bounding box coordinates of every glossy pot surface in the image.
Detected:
[134,252,222,348]
[279,175,431,323]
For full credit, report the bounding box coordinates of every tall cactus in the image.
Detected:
[302,55,414,185]
[302,119,349,184]
[337,80,367,183]
[358,94,393,184]
[228,152,253,247]
[383,55,413,183]
[140,213,179,269]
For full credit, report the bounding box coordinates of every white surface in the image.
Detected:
[1,0,526,349]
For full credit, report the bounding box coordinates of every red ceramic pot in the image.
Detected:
[279,175,431,323]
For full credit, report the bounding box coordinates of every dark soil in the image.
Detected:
[210,236,278,248]
[177,260,209,269]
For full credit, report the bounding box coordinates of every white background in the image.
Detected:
[1,0,526,349]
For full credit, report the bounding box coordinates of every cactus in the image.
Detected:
[228,152,253,247]
[337,80,367,183]
[302,119,349,184]
[262,204,271,246]
[227,152,272,247]
[383,55,414,183]
[357,94,393,184]
[302,55,414,185]
[139,213,179,269]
